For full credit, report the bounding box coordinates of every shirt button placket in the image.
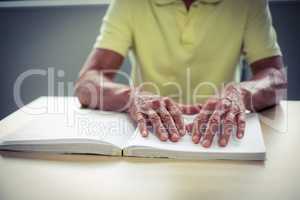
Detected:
[180,2,198,46]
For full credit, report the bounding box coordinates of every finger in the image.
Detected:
[157,106,180,142]
[236,112,246,139]
[151,99,161,110]
[191,117,201,144]
[178,103,202,115]
[219,112,236,147]
[136,112,148,137]
[202,110,221,148]
[202,99,232,148]
[164,98,186,136]
[147,110,168,141]
[192,100,218,144]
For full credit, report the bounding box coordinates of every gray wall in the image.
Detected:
[0,2,299,119]
[271,1,300,100]
[0,5,131,119]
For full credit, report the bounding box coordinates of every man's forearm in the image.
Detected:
[239,67,287,112]
[75,70,132,112]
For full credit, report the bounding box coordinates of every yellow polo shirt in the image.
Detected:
[94,0,281,104]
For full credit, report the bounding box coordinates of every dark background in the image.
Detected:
[0,1,299,119]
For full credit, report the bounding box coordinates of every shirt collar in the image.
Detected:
[155,0,223,6]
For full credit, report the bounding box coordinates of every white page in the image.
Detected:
[127,114,265,154]
[0,110,135,149]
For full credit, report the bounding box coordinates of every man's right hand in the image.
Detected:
[127,92,187,142]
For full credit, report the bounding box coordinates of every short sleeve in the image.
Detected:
[94,0,133,57]
[243,0,282,64]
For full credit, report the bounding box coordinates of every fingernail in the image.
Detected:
[171,134,180,142]
[192,135,200,144]
[220,138,227,147]
[160,134,168,141]
[202,139,211,148]
[180,129,186,136]
[142,131,147,137]
[237,133,243,139]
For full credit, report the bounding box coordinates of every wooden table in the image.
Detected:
[0,97,299,200]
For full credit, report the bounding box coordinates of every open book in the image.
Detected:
[0,98,266,160]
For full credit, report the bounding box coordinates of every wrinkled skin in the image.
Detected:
[127,92,186,142]
[76,49,287,148]
[190,85,246,148]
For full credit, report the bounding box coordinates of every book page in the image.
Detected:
[1,110,135,149]
[126,114,265,154]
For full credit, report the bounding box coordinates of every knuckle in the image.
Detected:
[231,104,241,114]
[224,124,235,135]
[149,113,160,122]
[224,118,234,125]
[238,123,246,129]
[204,132,213,138]
[170,108,182,117]
[210,115,220,124]
[199,123,207,134]
[135,112,144,119]
[196,115,208,123]
[151,100,161,110]
[217,100,231,112]
[136,115,145,123]
[162,96,171,103]
[202,108,214,116]
[237,116,246,124]
[160,112,172,122]
[221,98,232,107]
[157,124,167,133]
[207,123,220,135]
[225,113,236,123]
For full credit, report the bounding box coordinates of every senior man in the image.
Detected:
[75,0,287,148]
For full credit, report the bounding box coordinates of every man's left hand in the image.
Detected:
[190,84,246,148]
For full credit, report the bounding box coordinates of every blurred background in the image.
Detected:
[0,0,299,119]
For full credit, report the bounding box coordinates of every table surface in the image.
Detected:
[0,97,299,200]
